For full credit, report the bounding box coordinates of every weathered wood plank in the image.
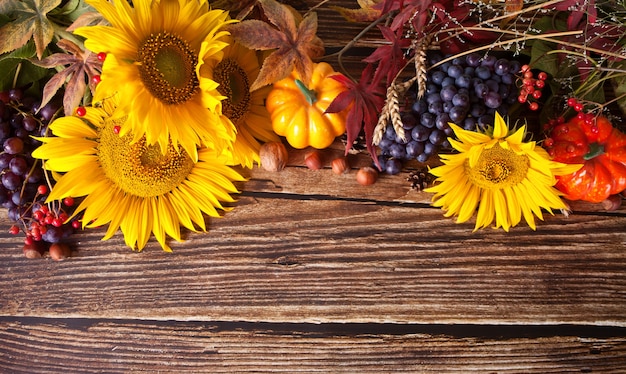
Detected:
[1,188,625,324]
[1,319,625,373]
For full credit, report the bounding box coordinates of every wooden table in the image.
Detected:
[1,140,625,372]
[2,1,626,371]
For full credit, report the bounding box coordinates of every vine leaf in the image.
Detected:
[29,39,102,115]
[227,0,324,91]
[0,0,62,59]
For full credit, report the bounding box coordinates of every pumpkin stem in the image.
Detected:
[295,79,317,105]
[583,142,605,160]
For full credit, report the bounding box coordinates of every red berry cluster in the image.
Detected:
[517,65,547,111]
[8,184,82,255]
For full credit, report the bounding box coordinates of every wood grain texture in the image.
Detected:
[2,319,626,373]
[1,155,625,324]
[1,2,625,371]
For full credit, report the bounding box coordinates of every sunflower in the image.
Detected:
[425,112,581,231]
[32,98,245,252]
[198,37,279,168]
[73,0,236,162]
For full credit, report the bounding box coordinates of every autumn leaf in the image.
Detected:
[330,0,382,23]
[29,39,102,115]
[325,64,385,169]
[227,0,324,91]
[0,0,62,59]
[363,25,411,86]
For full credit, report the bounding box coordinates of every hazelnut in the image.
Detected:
[23,242,44,259]
[331,157,350,175]
[601,194,623,211]
[259,141,288,172]
[304,150,323,170]
[49,243,71,261]
[356,166,378,186]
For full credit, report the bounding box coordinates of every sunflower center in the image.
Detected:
[138,32,199,105]
[98,119,195,197]
[213,58,251,124]
[466,143,529,190]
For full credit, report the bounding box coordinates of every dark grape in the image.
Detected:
[4,137,24,154]
[412,125,431,142]
[484,92,503,109]
[449,106,467,123]
[429,129,446,146]
[406,140,424,158]
[494,59,510,76]
[440,85,458,102]
[384,158,403,175]
[475,66,491,80]
[2,171,22,190]
[375,52,522,168]
[447,64,463,79]
[452,92,470,108]
[466,53,481,67]
[9,156,28,176]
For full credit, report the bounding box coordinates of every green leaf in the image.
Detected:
[0,41,49,91]
[610,60,626,117]
[0,0,62,59]
[529,40,559,78]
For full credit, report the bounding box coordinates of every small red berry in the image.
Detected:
[537,72,548,80]
[113,125,121,134]
[532,90,542,99]
[97,52,107,61]
[567,97,578,107]
[37,185,48,195]
[590,125,599,134]
[523,70,533,79]
[63,197,74,207]
[574,103,584,112]
[518,95,527,104]
[520,64,530,73]
[91,75,101,85]
[544,137,554,147]
[9,225,20,235]
[33,210,45,222]
[40,205,49,215]
[71,220,81,229]
[39,225,47,235]
[529,102,539,111]
[76,106,87,116]
[24,236,33,246]
[52,218,63,227]
[44,215,54,225]
[577,111,586,120]
[534,79,545,89]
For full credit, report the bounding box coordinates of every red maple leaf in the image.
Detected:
[325,64,385,169]
[363,25,411,85]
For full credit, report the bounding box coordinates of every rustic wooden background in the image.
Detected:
[1,0,626,372]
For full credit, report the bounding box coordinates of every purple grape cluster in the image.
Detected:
[377,52,522,174]
[0,88,79,256]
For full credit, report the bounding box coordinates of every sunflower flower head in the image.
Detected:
[73,0,237,162]
[198,37,280,168]
[32,98,246,252]
[425,112,582,231]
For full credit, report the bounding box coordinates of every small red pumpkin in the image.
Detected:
[545,115,626,203]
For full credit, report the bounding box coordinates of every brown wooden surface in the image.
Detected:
[2,1,626,372]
